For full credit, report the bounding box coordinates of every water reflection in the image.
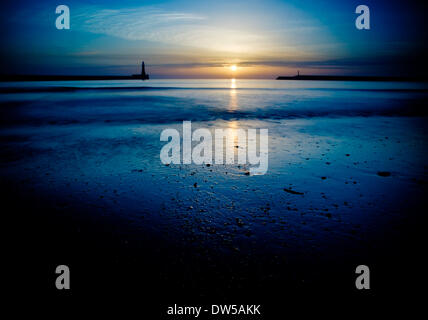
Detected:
[228,120,239,129]
[229,79,237,111]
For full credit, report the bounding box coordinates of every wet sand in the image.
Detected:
[2,80,427,311]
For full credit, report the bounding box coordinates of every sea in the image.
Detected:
[1,79,427,296]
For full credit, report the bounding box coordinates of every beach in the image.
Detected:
[2,79,427,306]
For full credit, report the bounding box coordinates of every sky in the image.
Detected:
[0,0,427,78]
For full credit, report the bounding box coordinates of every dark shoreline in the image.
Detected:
[5,177,424,300]
[0,74,148,82]
[5,174,425,313]
[276,75,427,82]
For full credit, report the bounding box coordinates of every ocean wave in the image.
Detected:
[0,99,426,127]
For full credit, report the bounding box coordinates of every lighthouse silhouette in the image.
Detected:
[141,61,149,80]
[133,61,149,80]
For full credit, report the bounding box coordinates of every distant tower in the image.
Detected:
[297,70,300,77]
[141,61,149,80]
[131,61,150,80]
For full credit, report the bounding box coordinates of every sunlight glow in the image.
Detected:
[230,65,237,72]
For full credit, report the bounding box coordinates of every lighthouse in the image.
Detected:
[132,61,149,80]
[141,61,149,80]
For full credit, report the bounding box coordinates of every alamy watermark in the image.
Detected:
[355,265,370,290]
[55,5,70,30]
[55,265,70,290]
[160,121,269,175]
[355,5,370,30]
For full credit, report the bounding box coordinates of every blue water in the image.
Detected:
[0,79,427,261]
[1,79,427,127]
[2,79,427,296]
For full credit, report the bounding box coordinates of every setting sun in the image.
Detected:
[230,65,237,72]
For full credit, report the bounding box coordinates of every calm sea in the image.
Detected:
[1,79,427,126]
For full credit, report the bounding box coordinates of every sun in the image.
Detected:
[230,65,237,72]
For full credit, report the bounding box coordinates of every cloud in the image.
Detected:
[73,6,278,54]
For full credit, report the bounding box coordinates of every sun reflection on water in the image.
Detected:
[229,79,238,111]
